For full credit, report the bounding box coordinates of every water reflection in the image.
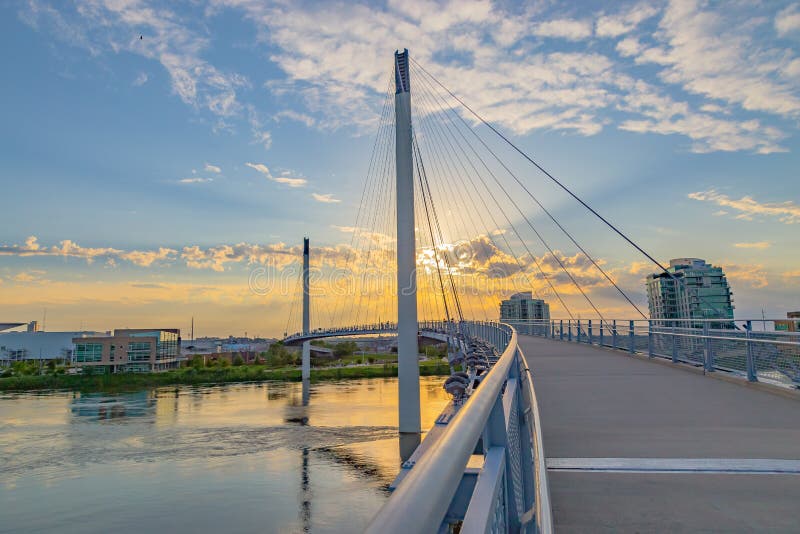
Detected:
[0,377,450,533]
[70,391,155,420]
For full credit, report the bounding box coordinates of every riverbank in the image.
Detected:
[0,360,451,392]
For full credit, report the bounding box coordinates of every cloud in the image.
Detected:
[617,80,786,153]
[12,270,47,283]
[130,282,169,289]
[721,263,769,289]
[21,1,249,118]
[534,18,593,41]
[775,4,800,37]
[253,130,272,150]
[689,190,800,224]
[596,3,660,38]
[312,193,341,203]
[0,236,178,267]
[332,225,359,233]
[273,175,307,188]
[204,163,221,173]
[274,110,316,128]
[245,162,270,176]
[733,241,771,249]
[25,1,800,154]
[133,72,148,86]
[616,37,642,57]
[179,177,213,184]
[245,162,307,188]
[630,1,800,119]
[213,0,798,152]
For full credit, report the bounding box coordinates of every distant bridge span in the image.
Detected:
[283,322,451,346]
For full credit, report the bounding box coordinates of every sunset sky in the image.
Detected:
[1,0,799,337]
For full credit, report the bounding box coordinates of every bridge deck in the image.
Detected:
[519,334,800,533]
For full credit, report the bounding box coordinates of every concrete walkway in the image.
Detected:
[519,335,800,533]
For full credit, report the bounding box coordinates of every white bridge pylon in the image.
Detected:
[394,48,421,435]
[290,50,423,435]
[301,236,311,381]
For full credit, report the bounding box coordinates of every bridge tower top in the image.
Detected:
[395,48,409,94]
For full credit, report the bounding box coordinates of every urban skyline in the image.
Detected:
[1,0,799,336]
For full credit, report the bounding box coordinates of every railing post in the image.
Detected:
[703,322,714,372]
[745,320,757,382]
[599,320,604,347]
[647,320,653,358]
[559,320,564,341]
[568,320,572,342]
[588,319,593,345]
[671,325,678,363]
[577,320,583,343]
[628,320,635,354]
[612,320,617,350]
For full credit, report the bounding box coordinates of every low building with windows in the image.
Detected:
[1,331,105,365]
[775,312,800,333]
[500,292,550,323]
[72,329,181,373]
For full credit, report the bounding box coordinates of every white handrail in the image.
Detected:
[520,345,553,533]
[365,325,518,532]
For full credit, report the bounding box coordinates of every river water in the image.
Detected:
[0,377,450,533]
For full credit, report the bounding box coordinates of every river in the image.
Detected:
[0,377,451,533]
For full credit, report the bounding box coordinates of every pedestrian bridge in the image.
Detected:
[284,321,454,346]
[351,321,800,532]
[282,49,800,532]
[519,333,800,532]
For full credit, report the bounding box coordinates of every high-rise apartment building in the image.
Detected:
[646,258,734,327]
[500,292,550,322]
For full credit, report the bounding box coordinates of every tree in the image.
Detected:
[333,341,358,358]
[190,356,205,369]
[233,354,245,366]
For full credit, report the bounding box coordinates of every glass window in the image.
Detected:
[127,342,152,362]
[74,343,103,362]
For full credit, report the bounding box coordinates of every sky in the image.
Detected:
[0,0,798,337]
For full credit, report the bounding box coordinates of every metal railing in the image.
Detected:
[511,318,800,389]
[366,322,552,533]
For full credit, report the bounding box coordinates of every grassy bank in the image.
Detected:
[0,360,451,393]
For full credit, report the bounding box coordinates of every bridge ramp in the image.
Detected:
[520,334,800,532]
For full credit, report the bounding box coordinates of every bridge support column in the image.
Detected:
[703,322,715,372]
[745,320,757,382]
[629,320,635,354]
[395,49,420,435]
[671,325,678,363]
[302,237,311,381]
[612,319,617,349]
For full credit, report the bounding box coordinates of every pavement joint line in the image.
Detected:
[547,458,800,474]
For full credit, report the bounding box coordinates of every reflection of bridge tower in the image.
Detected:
[395,49,420,435]
[302,237,311,380]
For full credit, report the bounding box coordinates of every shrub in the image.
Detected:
[233,355,244,366]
